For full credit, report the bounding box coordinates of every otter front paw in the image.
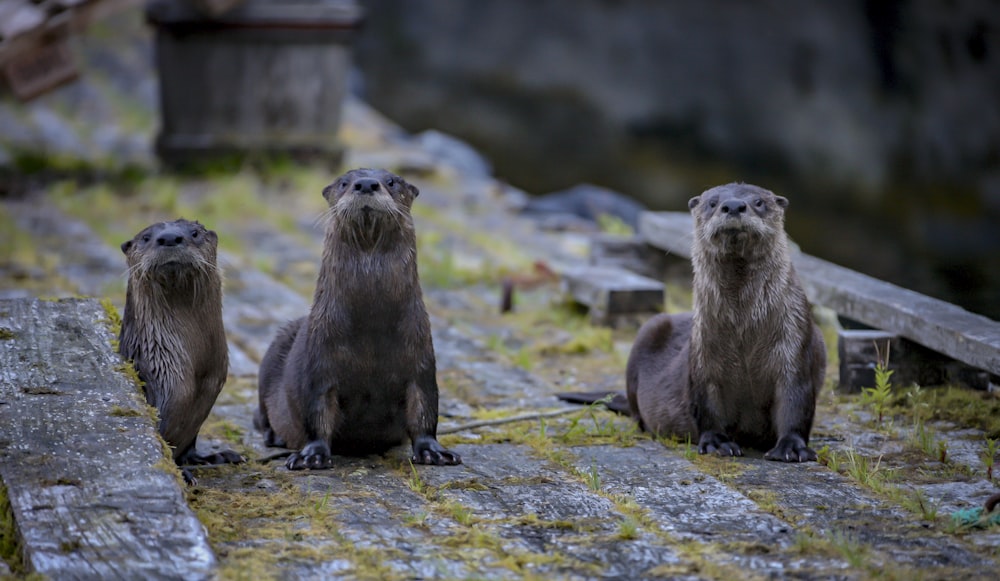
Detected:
[411,435,462,466]
[698,431,743,457]
[764,434,816,462]
[286,440,333,470]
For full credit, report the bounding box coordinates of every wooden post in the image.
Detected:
[146,0,363,166]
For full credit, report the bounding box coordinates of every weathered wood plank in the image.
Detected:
[640,211,1000,376]
[0,298,215,579]
[561,264,663,325]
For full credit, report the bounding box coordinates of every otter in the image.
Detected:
[627,183,826,462]
[255,168,461,470]
[119,219,243,480]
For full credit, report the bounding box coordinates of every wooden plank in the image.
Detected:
[0,298,216,579]
[588,233,672,280]
[561,265,663,324]
[639,211,1000,376]
[1,37,78,101]
[0,0,140,69]
[638,212,693,259]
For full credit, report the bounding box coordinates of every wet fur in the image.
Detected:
[255,168,461,469]
[626,183,825,462]
[119,219,237,469]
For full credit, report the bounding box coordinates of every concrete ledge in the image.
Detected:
[0,298,215,579]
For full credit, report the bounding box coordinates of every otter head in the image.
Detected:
[688,183,788,258]
[121,219,219,288]
[321,168,419,245]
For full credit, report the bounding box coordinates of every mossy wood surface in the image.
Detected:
[0,298,215,579]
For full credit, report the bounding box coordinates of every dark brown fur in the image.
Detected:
[626,183,826,461]
[119,219,242,477]
[255,168,461,470]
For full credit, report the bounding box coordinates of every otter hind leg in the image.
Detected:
[176,437,246,468]
[254,407,287,448]
[257,317,304,449]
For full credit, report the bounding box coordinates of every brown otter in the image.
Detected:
[255,168,461,470]
[627,183,826,462]
[119,219,243,480]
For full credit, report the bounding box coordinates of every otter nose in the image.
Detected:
[720,200,747,215]
[353,178,381,195]
[156,227,186,247]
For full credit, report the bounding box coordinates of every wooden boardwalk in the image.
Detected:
[0,96,998,578]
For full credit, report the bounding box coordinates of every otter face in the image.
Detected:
[122,219,219,284]
[323,168,419,215]
[688,183,787,248]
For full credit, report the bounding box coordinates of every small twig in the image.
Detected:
[438,407,585,435]
[252,407,595,463]
[256,450,294,463]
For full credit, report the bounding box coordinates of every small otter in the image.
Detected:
[255,168,461,470]
[119,219,243,479]
[627,183,826,462]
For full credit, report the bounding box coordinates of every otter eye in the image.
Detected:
[755,198,764,208]
[191,230,199,239]
[386,178,394,187]
[142,235,151,243]
[708,200,718,209]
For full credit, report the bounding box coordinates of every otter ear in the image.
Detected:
[688,196,701,210]
[776,196,789,208]
[121,240,133,254]
[408,183,420,198]
[322,184,335,202]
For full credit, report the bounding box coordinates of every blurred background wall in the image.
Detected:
[353,0,1000,319]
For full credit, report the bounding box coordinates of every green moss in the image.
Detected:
[596,214,634,236]
[100,298,122,350]
[0,482,24,574]
[691,454,748,485]
[199,418,245,446]
[537,325,613,356]
[109,405,143,417]
[0,328,15,340]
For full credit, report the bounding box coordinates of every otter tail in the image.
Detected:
[555,391,630,415]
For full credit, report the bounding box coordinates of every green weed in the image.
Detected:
[827,529,867,569]
[901,488,939,521]
[579,462,602,492]
[616,517,641,540]
[982,438,998,481]
[859,342,893,428]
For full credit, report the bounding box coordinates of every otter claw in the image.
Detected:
[411,436,462,466]
[764,435,816,463]
[287,441,333,470]
[698,432,743,457]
